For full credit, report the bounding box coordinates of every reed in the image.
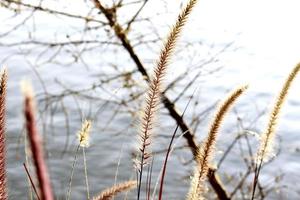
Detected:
[137,0,198,198]
[0,68,7,200]
[252,63,300,199]
[93,180,137,200]
[187,85,248,200]
[22,81,54,200]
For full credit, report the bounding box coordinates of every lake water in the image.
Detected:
[1,0,300,199]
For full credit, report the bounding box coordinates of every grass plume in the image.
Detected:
[252,62,300,199]
[78,120,92,148]
[137,0,198,198]
[22,81,54,200]
[0,68,7,200]
[93,180,137,200]
[67,119,92,200]
[187,85,248,200]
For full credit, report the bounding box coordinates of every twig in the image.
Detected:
[23,163,41,200]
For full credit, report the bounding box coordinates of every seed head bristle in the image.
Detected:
[93,180,137,200]
[0,67,8,199]
[78,120,92,148]
[257,63,300,163]
[187,85,248,200]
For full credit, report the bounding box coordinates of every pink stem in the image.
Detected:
[24,95,54,200]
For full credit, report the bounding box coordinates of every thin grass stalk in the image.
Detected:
[82,147,90,200]
[93,180,137,200]
[23,82,54,200]
[187,85,248,200]
[137,0,198,198]
[0,68,7,200]
[151,130,189,200]
[145,163,150,200]
[252,62,300,199]
[23,163,41,200]
[67,119,91,200]
[146,157,154,200]
[158,89,195,200]
[66,144,80,200]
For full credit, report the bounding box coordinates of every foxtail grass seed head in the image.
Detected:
[93,180,137,200]
[78,120,92,147]
[197,85,248,178]
[257,62,300,163]
[0,67,7,200]
[187,85,248,200]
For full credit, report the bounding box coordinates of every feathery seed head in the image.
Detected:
[0,68,7,94]
[0,67,7,199]
[78,120,92,147]
[188,85,248,200]
[257,63,300,163]
[93,180,137,200]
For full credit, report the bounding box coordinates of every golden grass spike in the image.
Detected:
[257,63,300,163]
[78,120,92,147]
[138,0,198,167]
[137,0,199,198]
[251,63,300,200]
[0,68,8,200]
[93,180,137,200]
[187,85,248,200]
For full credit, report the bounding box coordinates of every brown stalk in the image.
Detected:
[92,180,137,200]
[23,83,54,200]
[0,68,7,200]
[252,62,300,199]
[187,85,248,200]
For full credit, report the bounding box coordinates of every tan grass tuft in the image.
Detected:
[93,180,137,200]
[187,85,248,200]
[0,68,8,199]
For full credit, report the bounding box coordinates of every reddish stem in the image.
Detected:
[24,94,54,200]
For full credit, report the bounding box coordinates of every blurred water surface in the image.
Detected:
[1,0,300,199]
